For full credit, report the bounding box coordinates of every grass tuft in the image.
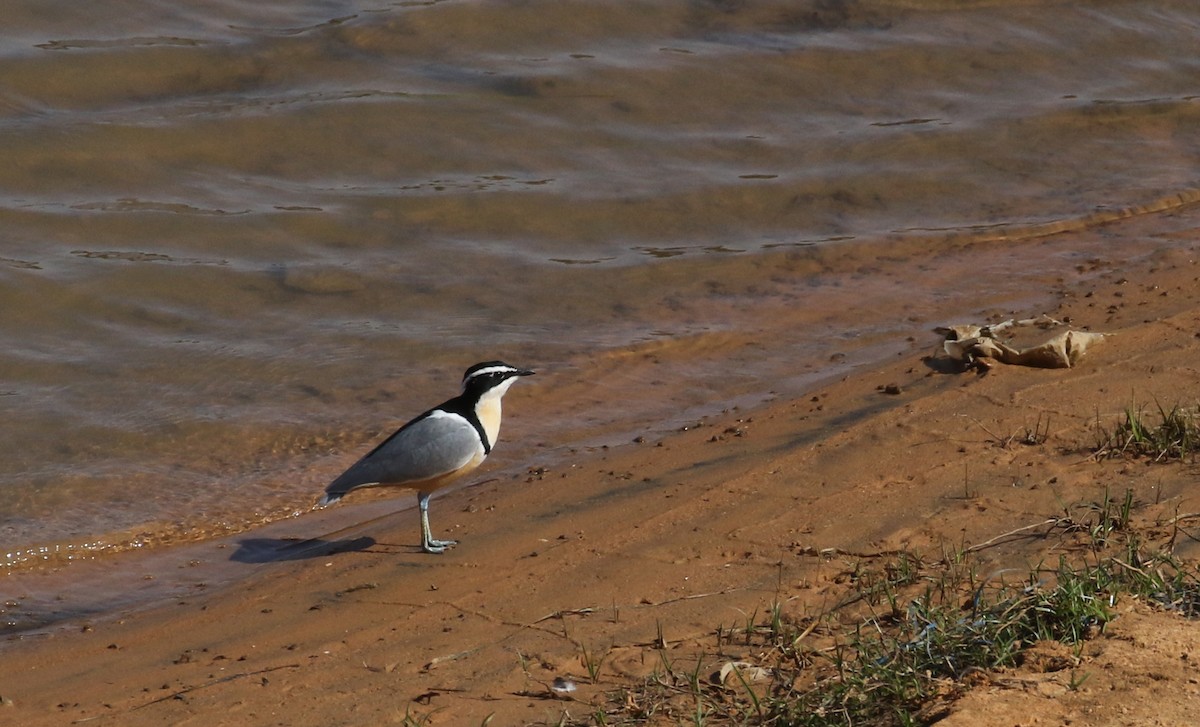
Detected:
[1092,401,1200,462]
[578,515,1200,727]
[767,556,1117,726]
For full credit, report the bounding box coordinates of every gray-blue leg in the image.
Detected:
[418,491,458,554]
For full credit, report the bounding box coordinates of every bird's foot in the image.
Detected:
[422,538,459,554]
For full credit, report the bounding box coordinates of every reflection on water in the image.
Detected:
[2,0,1200,580]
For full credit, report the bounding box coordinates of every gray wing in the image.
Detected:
[323,411,482,499]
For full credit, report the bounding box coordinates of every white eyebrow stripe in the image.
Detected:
[467,365,517,379]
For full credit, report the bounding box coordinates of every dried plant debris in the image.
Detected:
[936,316,1106,370]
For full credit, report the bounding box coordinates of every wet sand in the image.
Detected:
[3,215,1200,724]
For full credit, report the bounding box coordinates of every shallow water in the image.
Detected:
[2,0,1200,622]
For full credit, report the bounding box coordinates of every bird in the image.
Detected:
[317,361,534,553]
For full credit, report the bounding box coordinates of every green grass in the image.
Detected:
[580,519,1200,727]
[1092,401,1200,462]
[759,557,1116,726]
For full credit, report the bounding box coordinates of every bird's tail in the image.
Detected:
[319,468,370,507]
[317,491,343,508]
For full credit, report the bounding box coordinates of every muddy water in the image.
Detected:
[2,0,1200,626]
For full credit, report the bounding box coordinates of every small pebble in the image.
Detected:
[550,677,577,697]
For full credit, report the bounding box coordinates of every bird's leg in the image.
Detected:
[418,491,458,554]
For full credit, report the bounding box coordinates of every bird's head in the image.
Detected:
[461,361,535,399]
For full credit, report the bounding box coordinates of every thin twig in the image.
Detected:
[1110,558,1151,578]
[72,663,303,722]
[965,519,1060,553]
[958,414,1006,445]
[133,664,302,710]
[632,587,748,609]
[793,546,908,560]
[534,607,597,623]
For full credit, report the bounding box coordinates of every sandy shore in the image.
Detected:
[4,220,1200,725]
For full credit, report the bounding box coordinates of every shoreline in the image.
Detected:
[3,215,1200,724]
[8,195,1200,585]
